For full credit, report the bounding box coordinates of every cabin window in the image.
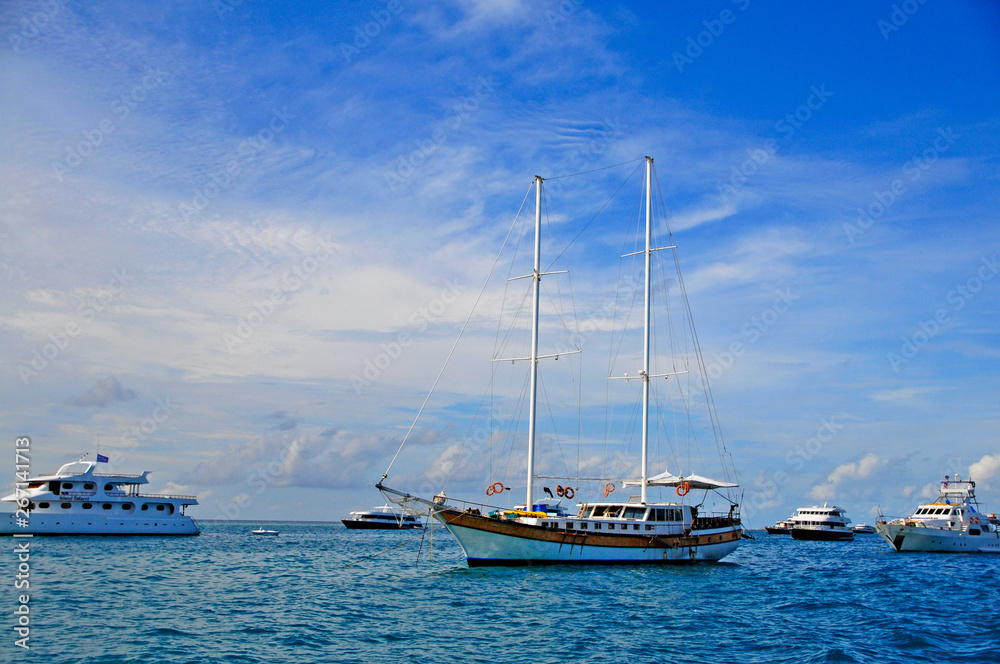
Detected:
[141,504,149,511]
[60,503,71,509]
[38,502,49,509]
[62,483,73,490]
[608,524,615,530]
[83,483,95,490]
[82,503,93,510]
[102,504,112,510]
[156,505,165,511]
[645,525,654,531]
[580,523,587,530]
[594,523,601,530]
[105,484,114,491]
[623,507,646,520]
[633,524,640,531]
[123,503,134,510]
[565,522,573,529]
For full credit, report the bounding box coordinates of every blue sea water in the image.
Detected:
[4,521,999,664]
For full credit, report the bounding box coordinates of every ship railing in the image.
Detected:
[692,515,741,529]
[134,492,198,501]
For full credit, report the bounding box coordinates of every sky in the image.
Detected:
[1,0,999,527]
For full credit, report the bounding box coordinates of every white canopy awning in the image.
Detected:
[624,472,738,490]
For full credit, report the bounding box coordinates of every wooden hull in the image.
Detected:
[434,507,741,565]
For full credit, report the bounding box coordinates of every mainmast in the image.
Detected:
[525,175,543,511]
[640,156,652,505]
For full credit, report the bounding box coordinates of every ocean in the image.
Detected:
[5,521,998,663]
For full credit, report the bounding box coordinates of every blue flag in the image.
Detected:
[96,454,109,463]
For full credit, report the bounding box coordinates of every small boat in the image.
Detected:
[251,527,279,536]
[765,518,794,534]
[876,474,1000,553]
[788,504,855,541]
[341,505,423,530]
[852,523,875,534]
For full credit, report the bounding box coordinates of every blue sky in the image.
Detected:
[1,0,999,525]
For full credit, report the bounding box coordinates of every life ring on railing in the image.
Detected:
[556,485,565,497]
[486,481,504,497]
[604,483,615,498]
[564,487,575,500]
[676,481,691,497]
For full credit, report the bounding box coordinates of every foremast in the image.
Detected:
[525,175,543,511]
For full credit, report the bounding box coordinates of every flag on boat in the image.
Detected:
[96,454,109,463]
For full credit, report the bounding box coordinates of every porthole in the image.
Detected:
[156,505,165,512]
[123,503,134,510]
[105,484,114,491]
[62,483,73,490]
[141,504,149,511]
[102,504,112,511]
[82,503,93,510]
[84,483,95,491]
[38,502,49,509]
[60,503,71,509]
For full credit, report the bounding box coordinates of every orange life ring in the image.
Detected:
[604,483,615,498]
[486,481,504,497]
[564,487,574,500]
[676,481,690,497]
[556,485,565,497]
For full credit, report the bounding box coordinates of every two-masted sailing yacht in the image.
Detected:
[378,157,743,565]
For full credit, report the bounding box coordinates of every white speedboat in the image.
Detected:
[1,457,199,536]
[377,157,743,565]
[852,523,876,534]
[341,505,423,530]
[251,527,279,536]
[765,517,795,534]
[876,474,1000,553]
[788,504,854,541]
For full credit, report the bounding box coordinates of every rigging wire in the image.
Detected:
[543,156,645,181]
[381,182,534,482]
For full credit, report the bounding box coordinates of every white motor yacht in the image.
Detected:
[1,458,199,536]
[788,504,854,541]
[876,474,1000,553]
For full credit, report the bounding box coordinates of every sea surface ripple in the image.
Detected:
[4,522,999,663]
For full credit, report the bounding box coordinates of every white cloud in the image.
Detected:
[970,454,1000,489]
[810,453,883,500]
